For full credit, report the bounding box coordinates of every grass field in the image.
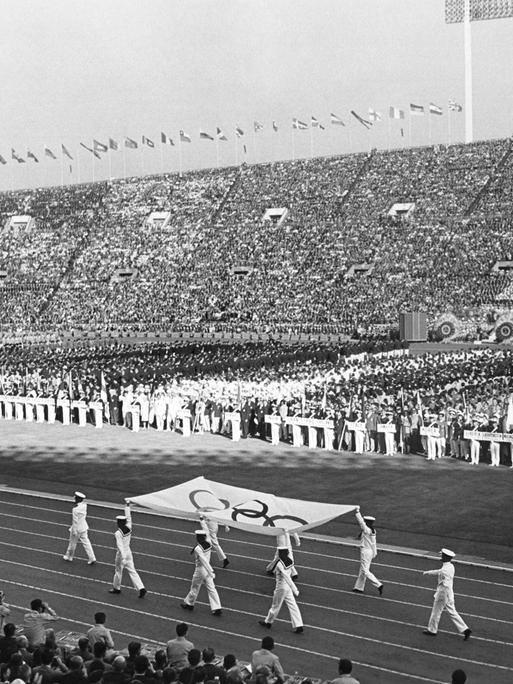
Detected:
[2,420,513,564]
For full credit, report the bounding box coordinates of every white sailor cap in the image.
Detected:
[116,515,127,521]
[195,529,207,535]
[74,491,86,499]
[440,548,455,558]
[363,515,376,522]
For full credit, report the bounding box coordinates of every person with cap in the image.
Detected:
[352,506,383,596]
[266,530,300,580]
[488,414,501,467]
[199,514,230,568]
[63,491,96,565]
[180,529,222,615]
[108,502,147,598]
[422,548,471,640]
[259,547,303,633]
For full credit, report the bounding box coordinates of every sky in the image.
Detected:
[0,0,512,190]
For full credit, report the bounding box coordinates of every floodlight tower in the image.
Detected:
[445,0,513,143]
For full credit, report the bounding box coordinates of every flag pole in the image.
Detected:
[234,135,238,167]
[252,126,257,164]
[428,112,432,146]
[77,145,81,184]
[108,146,113,181]
[387,115,391,152]
[122,139,127,179]
[160,133,164,175]
[448,109,452,146]
[178,137,183,177]
[309,125,313,159]
[215,137,220,168]
[291,126,295,162]
[463,0,473,143]
[91,139,95,183]
[408,115,412,149]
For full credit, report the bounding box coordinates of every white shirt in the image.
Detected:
[356,512,377,558]
[71,501,89,533]
[424,561,455,601]
[193,543,214,574]
[115,505,133,560]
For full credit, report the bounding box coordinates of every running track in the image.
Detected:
[0,489,511,684]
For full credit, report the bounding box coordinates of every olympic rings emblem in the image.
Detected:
[231,499,308,527]
[188,489,230,513]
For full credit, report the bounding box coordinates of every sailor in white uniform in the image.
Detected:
[422,548,471,640]
[266,530,300,580]
[108,502,147,598]
[199,514,230,567]
[352,506,383,595]
[259,548,303,633]
[181,529,222,615]
[63,491,96,565]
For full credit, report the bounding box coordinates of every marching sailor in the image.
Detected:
[63,491,96,565]
[181,529,222,615]
[259,547,303,633]
[266,530,300,580]
[422,548,471,640]
[352,506,383,595]
[108,502,147,598]
[199,514,230,568]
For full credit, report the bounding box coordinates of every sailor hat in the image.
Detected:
[116,515,127,521]
[195,529,207,535]
[440,548,455,558]
[363,515,376,522]
[74,491,86,499]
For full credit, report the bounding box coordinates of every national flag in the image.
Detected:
[27,150,39,163]
[410,103,425,115]
[11,149,25,163]
[368,108,382,122]
[0,155,6,165]
[272,121,278,132]
[93,139,108,152]
[235,126,244,138]
[216,127,228,141]
[109,138,119,150]
[389,106,405,120]
[61,144,73,159]
[253,120,263,132]
[161,132,174,146]
[80,142,101,159]
[200,131,214,140]
[142,135,155,148]
[330,112,345,126]
[311,116,321,127]
[448,99,463,112]
[429,103,443,116]
[124,137,138,149]
[44,147,57,159]
[180,130,191,143]
[350,110,372,129]
[292,118,308,129]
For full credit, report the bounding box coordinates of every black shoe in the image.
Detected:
[294,626,304,634]
[378,584,384,596]
[352,588,363,593]
[463,628,472,641]
[108,588,121,594]
[180,602,194,611]
[266,570,274,576]
[87,560,96,565]
[423,630,436,636]
[292,575,299,582]
[258,620,272,629]
[138,588,147,598]
[212,609,222,616]
[223,559,230,568]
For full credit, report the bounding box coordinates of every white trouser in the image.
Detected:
[490,442,500,466]
[155,413,165,431]
[65,530,96,562]
[265,585,303,629]
[208,531,227,562]
[427,436,436,460]
[184,567,221,611]
[266,548,297,577]
[354,549,381,591]
[385,432,395,456]
[470,440,480,464]
[211,416,221,433]
[113,551,144,590]
[354,430,364,454]
[435,437,446,458]
[427,594,468,634]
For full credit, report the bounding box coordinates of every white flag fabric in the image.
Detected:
[129,476,356,536]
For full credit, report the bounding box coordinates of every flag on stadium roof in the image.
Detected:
[235,126,244,137]
[292,118,309,129]
[61,144,73,159]
[429,103,443,116]
[26,150,39,163]
[124,137,138,149]
[216,127,228,141]
[93,140,108,152]
[410,103,425,115]
[12,149,25,163]
[448,99,463,112]
[80,142,101,159]
[330,112,345,126]
[161,132,174,145]
[44,147,57,159]
[351,110,372,129]
[142,135,155,148]
[389,106,405,119]
[272,120,278,132]
[311,116,325,130]
[368,108,382,122]
[200,131,214,140]
[254,120,263,132]
[109,138,119,150]
[0,155,6,165]
[180,130,191,143]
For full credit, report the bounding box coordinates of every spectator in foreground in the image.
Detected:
[201,648,226,684]
[165,623,194,672]
[0,624,17,664]
[331,658,360,684]
[451,670,467,684]
[178,649,204,684]
[23,599,59,650]
[87,612,115,651]
[101,656,129,684]
[250,637,284,684]
[222,655,243,684]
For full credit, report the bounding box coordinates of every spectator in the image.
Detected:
[101,657,130,684]
[71,639,94,664]
[0,624,18,665]
[451,670,467,684]
[130,656,158,684]
[23,600,58,651]
[125,644,142,678]
[165,623,194,673]
[201,649,226,684]
[178,649,204,684]
[250,638,284,684]
[86,643,112,675]
[331,658,359,684]
[221,655,243,684]
[87,613,115,651]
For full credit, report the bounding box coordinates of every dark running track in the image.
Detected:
[0,490,512,684]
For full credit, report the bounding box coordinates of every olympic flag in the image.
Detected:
[129,476,356,536]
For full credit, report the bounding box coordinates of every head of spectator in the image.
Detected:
[94,612,107,625]
[187,650,201,668]
[201,649,215,665]
[30,599,45,613]
[133,655,150,677]
[338,659,353,675]
[69,656,85,672]
[260,637,274,652]
[76,637,92,655]
[161,667,177,684]
[222,655,236,671]
[176,623,188,638]
[112,656,126,673]
[3,623,16,638]
[127,643,142,660]
[451,670,467,684]
[92,642,107,660]
[153,650,167,671]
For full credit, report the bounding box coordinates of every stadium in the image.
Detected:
[1,1,513,682]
